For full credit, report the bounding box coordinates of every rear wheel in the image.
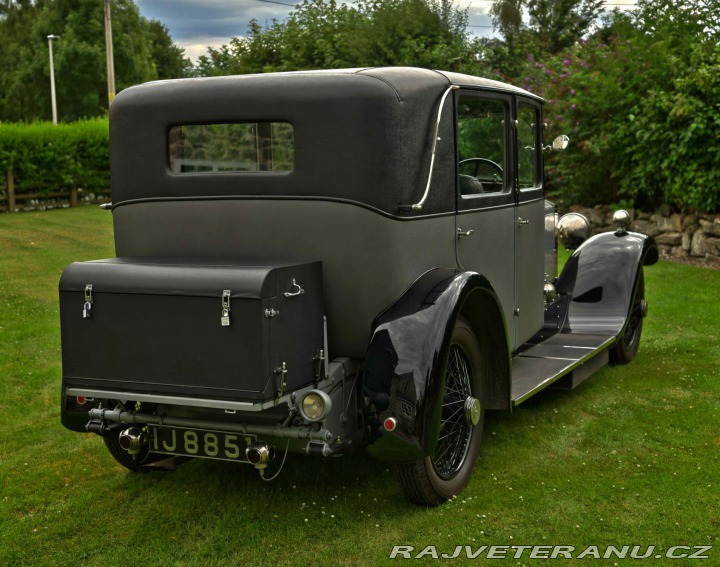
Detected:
[610,269,645,365]
[397,317,485,506]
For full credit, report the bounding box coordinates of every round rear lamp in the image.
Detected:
[299,390,332,422]
[384,417,397,431]
[76,396,87,405]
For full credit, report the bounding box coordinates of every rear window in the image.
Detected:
[168,122,294,173]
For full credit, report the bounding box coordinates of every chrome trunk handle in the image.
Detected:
[284,279,305,298]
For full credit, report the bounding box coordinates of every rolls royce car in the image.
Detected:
[59,67,658,506]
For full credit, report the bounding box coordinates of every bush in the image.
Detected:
[0,119,109,194]
[490,0,720,213]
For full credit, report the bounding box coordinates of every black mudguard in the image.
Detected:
[555,230,658,336]
[363,268,508,463]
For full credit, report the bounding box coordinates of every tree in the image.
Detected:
[526,0,604,53]
[147,20,193,80]
[529,0,720,211]
[192,0,472,76]
[0,0,189,122]
[491,0,604,53]
[484,0,603,78]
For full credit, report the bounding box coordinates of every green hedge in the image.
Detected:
[0,119,109,194]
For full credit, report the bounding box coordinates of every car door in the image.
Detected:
[454,90,518,349]
[514,99,545,346]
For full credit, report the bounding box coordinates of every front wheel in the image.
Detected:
[610,269,645,365]
[397,317,485,506]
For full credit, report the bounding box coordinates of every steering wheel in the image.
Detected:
[459,158,503,183]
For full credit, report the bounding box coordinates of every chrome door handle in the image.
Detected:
[457,228,474,239]
[518,217,530,225]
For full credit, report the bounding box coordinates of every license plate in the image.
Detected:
[150,426,256,462]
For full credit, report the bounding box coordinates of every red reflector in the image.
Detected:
[384,417,397,431]
[76,396,87,405]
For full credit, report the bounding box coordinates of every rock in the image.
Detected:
[658,203,672,216]
[706,253,720,265]
[705,237,720,256]
[682,214,698,232]
[655,232,682,246]
[682,231,692,251]
[587,209,604,227]
[670,213,682,232]
[699,218,720,237]
[630,219,659,237]
[636,210,651,221]
[671,246,688,258]
[654,215,674,233]
[691,229,706,257]
[658,245,671,257]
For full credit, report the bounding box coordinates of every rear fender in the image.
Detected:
[363,268,509,463]
[555,231,658,336]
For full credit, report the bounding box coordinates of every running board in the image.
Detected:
[511,334,615,405]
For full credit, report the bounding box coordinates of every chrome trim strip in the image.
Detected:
[67,388,260,412]
[403,84,459,211]
[524,356,578,362]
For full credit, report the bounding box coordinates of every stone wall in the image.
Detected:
[566,205,720,265]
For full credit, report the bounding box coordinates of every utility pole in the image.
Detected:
[103,0,116,105]
[47,35,59,125]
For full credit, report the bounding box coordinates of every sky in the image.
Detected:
[135,0,638,63]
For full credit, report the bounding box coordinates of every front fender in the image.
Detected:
[555,230,658,336]
[363,268,502,463]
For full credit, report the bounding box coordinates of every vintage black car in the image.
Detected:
[59,67,658,506]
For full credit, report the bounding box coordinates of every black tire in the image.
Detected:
[610,268,645,365]
[397,317,485,506]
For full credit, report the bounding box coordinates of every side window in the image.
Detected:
[457,97,508,197]
[518,106,540,190]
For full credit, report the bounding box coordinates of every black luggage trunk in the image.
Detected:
[59,258,324,402]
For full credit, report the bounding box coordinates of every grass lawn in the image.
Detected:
[0,207,718,565]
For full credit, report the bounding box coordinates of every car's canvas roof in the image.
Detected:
[110,67,542,216]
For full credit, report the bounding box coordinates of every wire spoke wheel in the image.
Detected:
[432,345,473,479]
[397,317,485,506]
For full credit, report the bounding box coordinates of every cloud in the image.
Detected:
[137,0,288,40]
[136,0,498,61]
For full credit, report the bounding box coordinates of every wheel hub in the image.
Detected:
[464,396,481,426]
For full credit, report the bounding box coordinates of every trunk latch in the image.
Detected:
[221,290,231,326]
[83,284,93,319]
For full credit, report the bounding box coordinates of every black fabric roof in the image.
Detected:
[110,67,541,216]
